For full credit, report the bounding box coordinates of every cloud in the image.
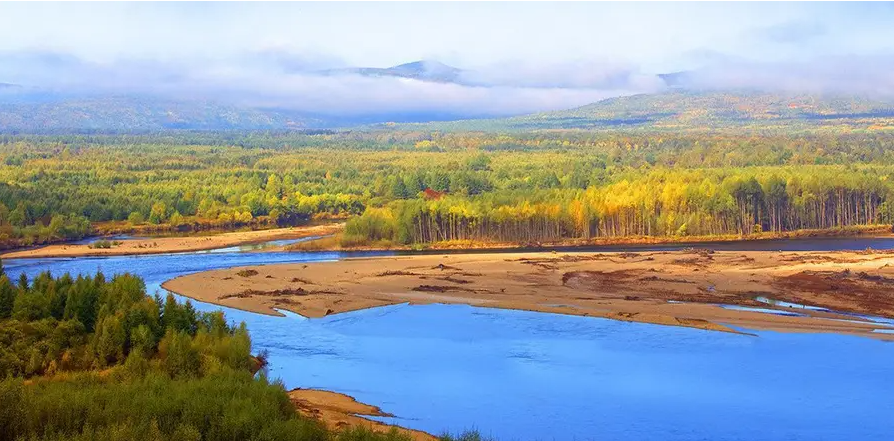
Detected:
[458,60,666,91]
[0,50,661,118]
[757,21,828,44]
[668,54,894,96]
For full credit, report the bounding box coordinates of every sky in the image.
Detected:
[1,2,894,117]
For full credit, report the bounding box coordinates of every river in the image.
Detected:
[4,237,894,441]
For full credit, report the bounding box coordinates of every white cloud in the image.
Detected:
[676,55,894,96]
[0,50,659,118]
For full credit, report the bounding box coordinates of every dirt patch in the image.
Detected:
[221,287,343,300]
[639,276,696,284]
[377,270,421,277]
[291,277,315,284]
[222,287,311,299]
[412,284,476,293]
[775,269,894,317]
[562,270,641,289]
[432,263,460,271]
[437,275,473,284]
[670,256,712,267]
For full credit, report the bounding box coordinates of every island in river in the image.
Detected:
[163,248,894,340]
[0,223,344,258]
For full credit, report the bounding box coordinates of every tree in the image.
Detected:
[389,176,410,199]
[149,202,167,224]
[0,276,15,319]
[159,330,199,379]
[128,211,145,225]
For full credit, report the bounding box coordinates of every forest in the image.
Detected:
[0,263,484,441]
[2,130,894,248]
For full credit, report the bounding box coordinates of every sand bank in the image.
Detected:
[163,249,894,339]
[289,388,437,441]
[287,225,894,252]
[1,223,343,259]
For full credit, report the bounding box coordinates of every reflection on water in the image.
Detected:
[4,237,894,441]
[755,296,831,312]
[69,234,146,245]
[717,304,805,317]
[197,236,320,254]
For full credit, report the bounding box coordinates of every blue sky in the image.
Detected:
[2,2,891,69]
[1,2,893,116]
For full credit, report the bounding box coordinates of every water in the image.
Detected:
[4,237,894,441]
[70,234,145,245]
[755,296,831,312]
[716,304,806,317]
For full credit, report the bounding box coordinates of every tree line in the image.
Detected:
[346,166,894,245]
[3,131,894,248]
[0,263,480,441]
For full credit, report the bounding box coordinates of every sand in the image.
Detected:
[0,224,343,259]
[162,248,894,340]
[289,388,437,441]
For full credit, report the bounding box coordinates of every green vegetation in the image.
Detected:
[88,239,122,249]
[4,129,894,249]
[396,90,894,133]
[0,96,323,132]
[0,267,252,379]
[0,263,462,440]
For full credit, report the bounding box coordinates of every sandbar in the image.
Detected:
[162,249,894,339]
[1,223,343,259]
[289,388,437,441]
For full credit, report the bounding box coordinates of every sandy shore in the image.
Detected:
[287,226,894,252]
[0,223,343,259]
[163,248,894,339]
[289,389,437,441]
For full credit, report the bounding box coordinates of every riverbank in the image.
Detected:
[0,223,344,259]
[287,225,894,252]
[162,248,894,340]
[289,389,437,441]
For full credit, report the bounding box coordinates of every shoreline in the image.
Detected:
[162,249,894,340]
[288,388,437,441]
[288,225,894,253]
[0,223,344,259]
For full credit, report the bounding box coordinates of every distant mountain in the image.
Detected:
[392,90,894,132]
[0,96,324,132]
[318,60,463,83]
[657,72,693,89]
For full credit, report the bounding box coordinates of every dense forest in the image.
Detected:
[2,130,894,248]
[0,264,482,441]
[406,91,894,132]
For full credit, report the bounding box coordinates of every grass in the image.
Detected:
[87,239,123,249]
[438,430,494,441]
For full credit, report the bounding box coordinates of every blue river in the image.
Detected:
[4,237,894,441]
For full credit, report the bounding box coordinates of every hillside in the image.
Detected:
[0,96,323,132]
[398,91,894,132]
[319,60,463,83]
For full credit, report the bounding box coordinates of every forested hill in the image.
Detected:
[4,89,894,133]
[0,96,325,133]
[397,91,894,132]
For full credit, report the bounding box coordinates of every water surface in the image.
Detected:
[5,237,894,441]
